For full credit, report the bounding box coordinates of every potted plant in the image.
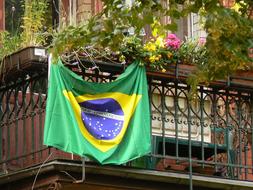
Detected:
[0,0,50,82]
[50,25,203,76]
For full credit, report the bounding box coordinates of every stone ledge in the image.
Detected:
[0,159,253,190]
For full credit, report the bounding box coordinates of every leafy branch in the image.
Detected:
[50,0,253,90]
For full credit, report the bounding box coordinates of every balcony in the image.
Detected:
[1,58,253,189]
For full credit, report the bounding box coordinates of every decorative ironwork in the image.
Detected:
[149,79,253,179]
[0,73,47,173]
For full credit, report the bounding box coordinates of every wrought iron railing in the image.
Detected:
[1,61,253,182]
[146,79,253,181]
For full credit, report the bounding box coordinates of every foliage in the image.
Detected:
[113,33,182,69]
[0,32,22,75]
[0,0,51,63]
[50,24,89,61]
[0,32,21,61]
[50,0,252,89]
[179,37,207,66]
[21,0,50,47]
[50,0,166,57]
[187,4,253,88]
[51,27,206,74]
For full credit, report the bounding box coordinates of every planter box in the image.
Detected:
[147,63,253,90]
[0,46,48,82]
[146,63,196,81]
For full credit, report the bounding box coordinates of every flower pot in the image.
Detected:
[146,63,196,80]
[0,46,48,83]
[230,70,253,89]
[146,62,253,90]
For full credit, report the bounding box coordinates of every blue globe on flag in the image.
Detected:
[79,98,124,140]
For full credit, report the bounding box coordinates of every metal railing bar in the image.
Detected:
[149,153,253,169]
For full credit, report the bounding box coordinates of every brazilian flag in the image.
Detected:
[44,59,151,164]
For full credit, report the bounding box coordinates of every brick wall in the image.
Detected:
[76,0,102,23]
[92,0,103,15]
[77,0,92,23]
[220,0,235,7]
[240,143,253,180]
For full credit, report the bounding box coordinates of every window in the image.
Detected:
[188,13,206,39]
[175,13,206,40]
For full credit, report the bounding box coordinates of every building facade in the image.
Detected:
[1,1,253,190]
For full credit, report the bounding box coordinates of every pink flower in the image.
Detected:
[198,37,206,46]
[165,34,181,49]
[167,34,178,39]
